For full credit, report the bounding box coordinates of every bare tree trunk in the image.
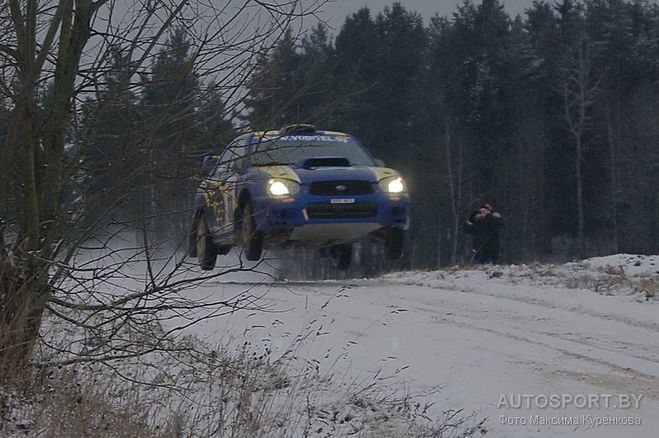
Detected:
[0,100,46,376]
[444,117,462,265]
[575,134,585,259]
[41,1,98,237]
[436,211,442,268]
[652,193,658,254]
[605,102,619,253]
[0,0,100,376]
[561,41,603,259]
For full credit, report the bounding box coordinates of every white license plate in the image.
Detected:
[330,198,355,204]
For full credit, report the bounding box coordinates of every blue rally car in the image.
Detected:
[190,125,409,270]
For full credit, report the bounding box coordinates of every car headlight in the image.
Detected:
[379,176,406,194]
[267,178,300,197]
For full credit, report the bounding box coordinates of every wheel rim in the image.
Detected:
[197,219,206,257]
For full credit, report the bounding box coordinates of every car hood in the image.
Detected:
[255,165,399,184]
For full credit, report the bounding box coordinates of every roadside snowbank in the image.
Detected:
[383,254,658,303]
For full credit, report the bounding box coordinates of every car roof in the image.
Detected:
[251,129,351,138]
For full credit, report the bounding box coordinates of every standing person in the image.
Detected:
[464,204,503,264]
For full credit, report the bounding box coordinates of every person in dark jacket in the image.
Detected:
[464,204,503,264]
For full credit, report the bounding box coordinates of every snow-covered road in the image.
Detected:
[181,256,659,437]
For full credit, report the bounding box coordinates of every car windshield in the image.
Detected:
[250,134,376,166]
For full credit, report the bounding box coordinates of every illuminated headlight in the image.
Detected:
[379,176,406,194]
[268,179,300,197]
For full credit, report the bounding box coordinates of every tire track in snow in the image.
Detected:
[363,280,659,396]
[433,312,659,382]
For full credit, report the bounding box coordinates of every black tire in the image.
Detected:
[197,217,217,270]
[329,244,352,270]
[385,228,405,260]
[189,216,199,257]
[217,245,232,255]
[240,202,263,261]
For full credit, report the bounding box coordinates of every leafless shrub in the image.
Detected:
[0,0,328,378]
[1,316,486,438]
[1,369,176,438]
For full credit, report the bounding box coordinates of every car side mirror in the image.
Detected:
[374,158,385,167]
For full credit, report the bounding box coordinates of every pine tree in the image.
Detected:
[141,28,201,158]
[243,29,304,129]
[137,28,233,237]
[79,46,141,223]
[196,84,236,156]
[298,23,338,126]
[334,3,426,163]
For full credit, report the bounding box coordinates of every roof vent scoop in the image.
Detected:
[298,157,351,168]
[281,124,316,134]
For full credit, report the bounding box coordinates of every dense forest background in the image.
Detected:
[251,0,659,277]
[2,0,657,278]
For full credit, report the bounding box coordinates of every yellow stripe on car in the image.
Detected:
[260,166,301,183]
[371,167,398,181]
[322,130,349,136]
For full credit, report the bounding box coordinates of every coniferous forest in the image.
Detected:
[2,0,658,279]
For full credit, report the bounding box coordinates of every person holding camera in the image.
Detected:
[464,203,503,264]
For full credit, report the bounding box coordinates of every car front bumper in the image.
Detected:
[251,192,410,246]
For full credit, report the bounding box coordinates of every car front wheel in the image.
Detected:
[241,202,263,261]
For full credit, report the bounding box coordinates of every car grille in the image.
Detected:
[308,180,374,196]
[307,202,378,219]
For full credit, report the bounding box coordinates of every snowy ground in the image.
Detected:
[178,253,659,437]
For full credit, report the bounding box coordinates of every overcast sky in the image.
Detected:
[308,0,538,31]
[305,0,659,32]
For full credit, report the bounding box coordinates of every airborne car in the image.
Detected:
[190,125,409,270]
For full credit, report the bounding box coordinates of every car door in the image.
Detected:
[201,150,229,233]
[214,140,248,233]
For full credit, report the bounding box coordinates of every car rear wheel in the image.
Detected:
[197,217,217,270]
[217,245,232,255]
[329,244,352,270]
[189,219,198,257]
[241,202,263,261]
[385,228,405,260]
